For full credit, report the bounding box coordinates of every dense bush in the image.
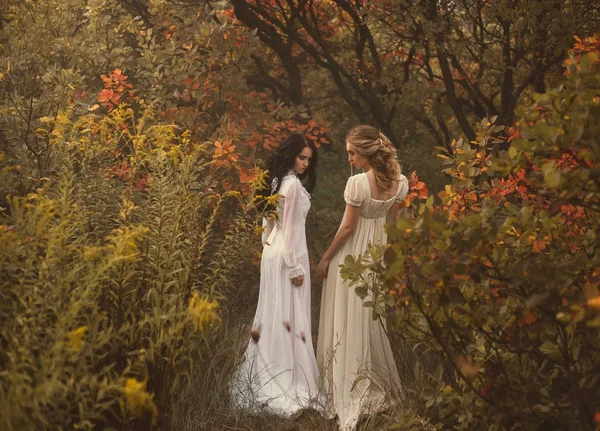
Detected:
[0,2,336,429]
[0,93,267,429]
[343,35,600,430]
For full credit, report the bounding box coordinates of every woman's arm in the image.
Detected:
[280,179,307,286]
[386,202,402,223]
[317,204,361,277]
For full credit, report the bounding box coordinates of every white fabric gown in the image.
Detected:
[317,172,409,431]
[231,173,320,416]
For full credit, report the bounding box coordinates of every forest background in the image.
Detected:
[0,0,599,430]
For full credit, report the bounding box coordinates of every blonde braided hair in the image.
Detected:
[346,125,401,192]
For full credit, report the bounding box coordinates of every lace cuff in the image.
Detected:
[288,265,305,278]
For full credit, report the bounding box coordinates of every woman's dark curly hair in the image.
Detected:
[260,133,318,210]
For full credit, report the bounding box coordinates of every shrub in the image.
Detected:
[0,97,265,430]
[343,35,600,430]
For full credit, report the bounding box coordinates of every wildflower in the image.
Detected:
[67,326,88,352]
[82,246,105,260]
[266,194,280,207]
[188,292,221,333]
[124,378,158,421]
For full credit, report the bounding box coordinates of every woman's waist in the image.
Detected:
[264,227,307,248]
[358,213,388,221]
[262,242,309,260]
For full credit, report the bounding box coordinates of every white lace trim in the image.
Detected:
[288,265,305,278]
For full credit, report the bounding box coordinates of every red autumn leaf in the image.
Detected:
[100,74,112,87]
[533,240,547,253]
[98,89,121,108]
[507,126,521,142]
[239,168,257,184]
[523,312,537,325]
[136,177,149,191]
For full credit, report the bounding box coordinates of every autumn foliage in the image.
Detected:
[0,1,308,429]
[343,35,600,430]
[1,0,599,428]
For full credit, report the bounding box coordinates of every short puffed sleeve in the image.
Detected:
[344,174,367,207]
[395,174,409,203]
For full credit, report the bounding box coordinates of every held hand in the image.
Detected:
[291,274,304,287]
[317,258,330,278]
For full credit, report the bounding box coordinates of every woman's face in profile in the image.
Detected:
[293,146,313,175]
[346,143,368,169]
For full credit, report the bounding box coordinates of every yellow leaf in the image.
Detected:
[588,297,600,310]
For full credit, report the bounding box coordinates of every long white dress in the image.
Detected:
[231,172,320,415]
[317,172,409,431]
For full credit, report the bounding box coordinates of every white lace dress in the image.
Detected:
[231,173,320,415]
[317,172,409,431]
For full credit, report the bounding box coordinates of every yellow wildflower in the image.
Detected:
[124,378,158,421]
[82,246,105,261]
[266,194,280,206]
[188,292,221,333]
[67,326,88,352]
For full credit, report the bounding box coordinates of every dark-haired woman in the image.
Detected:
[231,133,320,416]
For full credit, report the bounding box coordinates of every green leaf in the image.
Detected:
[542,161,561,188]
[383,246,397,265]
[354,285,368,299]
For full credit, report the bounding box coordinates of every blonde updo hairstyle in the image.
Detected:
[346,125,401,192]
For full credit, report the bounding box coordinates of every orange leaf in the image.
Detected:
[524,312,536,325]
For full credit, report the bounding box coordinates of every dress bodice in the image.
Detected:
[344,173,408,220]
[276,175,311,222]
[262,175,311,279]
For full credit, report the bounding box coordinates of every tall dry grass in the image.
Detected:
[170,277,441,431]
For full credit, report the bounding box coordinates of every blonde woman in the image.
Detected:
[316,125,408,430]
